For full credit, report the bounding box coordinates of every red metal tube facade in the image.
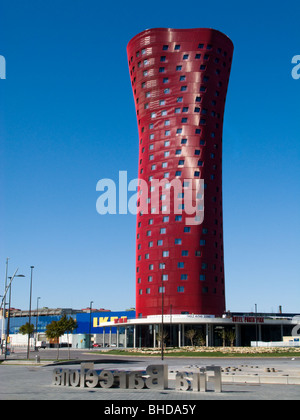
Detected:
[127,28,234,317]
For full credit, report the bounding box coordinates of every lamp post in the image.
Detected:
[89,301,94,350]
[160,263,165,361]
[35,297,41,347]
[4,273,25,359]
[27,266,34,359]
[1,258,9,355]
[255,304,258,347]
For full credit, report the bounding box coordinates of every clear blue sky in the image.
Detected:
[0,0,299,314]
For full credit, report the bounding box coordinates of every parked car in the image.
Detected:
[92,343,102,348]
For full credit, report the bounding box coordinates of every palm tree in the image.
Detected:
[226,329,236,347]
[156,329,168,349]
[196,331,206,347]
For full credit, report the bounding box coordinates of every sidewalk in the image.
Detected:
[1,355,300,400]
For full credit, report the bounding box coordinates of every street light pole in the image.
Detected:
[89,301,94,350]
[36,297,41,347]
[3,272,25,360]
[255,303,258,347]
[4,279,12,360]
[160,263,165,361]
[27,266,34,359]
[1,258,9,355]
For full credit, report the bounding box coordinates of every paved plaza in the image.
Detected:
[1,350,300,400]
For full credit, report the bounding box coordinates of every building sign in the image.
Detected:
[52,363,222,393]
[93,316,127,327]
[75,311,135,334]
[232,316,264,324]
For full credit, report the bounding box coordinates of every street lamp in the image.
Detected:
[35,297,41,347]
[1,258,9,355]
[255,304,258,347]
[89,301,94,350]
[160,263,166,361]
[27,266,34,359]
[4,273,25,359]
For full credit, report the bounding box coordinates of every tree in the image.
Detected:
[217,328,227,347]
[59,315,78,359]
[185,329,197,347]
[196,331,206,347]
[156,329,168,349]
[226,329,236,347]
[19,323,35,360]
[45,320,65,360]
[19,322,35,336]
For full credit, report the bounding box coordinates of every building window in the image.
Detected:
[174,44,180,50]
[181,274,188,280]
[182,250,188,256]
[159,286,165,293]
[163,250,169,257]
[162,274,168,281]
[177,286,184,293]
[178,262,184,268]
[175,238,182,245]
[200,274,206,281]
[184,227,191,233]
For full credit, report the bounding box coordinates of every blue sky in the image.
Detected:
[0,0,299,314]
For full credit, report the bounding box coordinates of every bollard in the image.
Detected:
[35,354,40,363]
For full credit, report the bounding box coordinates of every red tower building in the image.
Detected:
[127,28,234,317]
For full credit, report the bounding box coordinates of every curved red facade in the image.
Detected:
[127,28,234,317]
